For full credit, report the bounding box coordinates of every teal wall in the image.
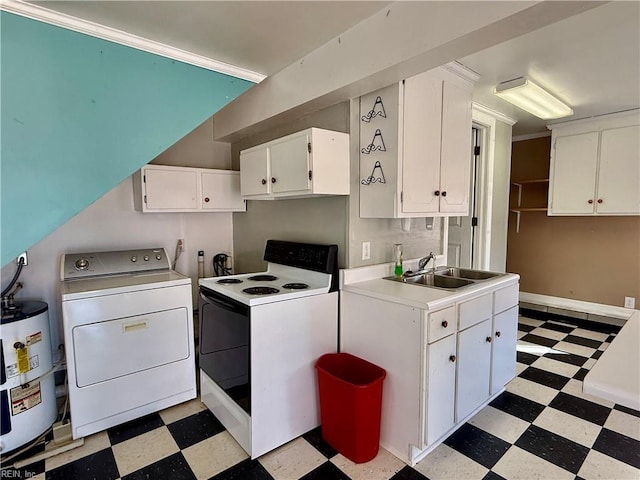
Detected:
[0,13,253,267]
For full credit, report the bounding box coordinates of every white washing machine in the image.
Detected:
[60,248,196,439]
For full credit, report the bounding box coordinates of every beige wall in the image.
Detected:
[506,136,640,307]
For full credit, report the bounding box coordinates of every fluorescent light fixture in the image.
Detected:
[494,77,573,120]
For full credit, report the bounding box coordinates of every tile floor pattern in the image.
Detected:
[3,314,640,480]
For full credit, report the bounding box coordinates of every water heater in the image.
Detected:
[1,301,57,453]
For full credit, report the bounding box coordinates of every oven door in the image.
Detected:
[199,287,251,414]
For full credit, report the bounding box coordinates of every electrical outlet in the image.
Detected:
[177,238,185,253]
[362,241,371,260]
[624,297,635,309]
[17,252,27,266]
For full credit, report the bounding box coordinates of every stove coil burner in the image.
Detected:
[282,283,309,290]
[243,286,280,295]
[248,275,278,282]
[216,278,243,285]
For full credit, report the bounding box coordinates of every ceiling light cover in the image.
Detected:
[494,77,573,120]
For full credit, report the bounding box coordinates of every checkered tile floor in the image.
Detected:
[3,313,639,479]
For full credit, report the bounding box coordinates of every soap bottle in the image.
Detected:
[393,243,403,277]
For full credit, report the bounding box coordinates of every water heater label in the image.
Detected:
[10,381,42,415]
[5,354,40,378]
[26,331,43,346]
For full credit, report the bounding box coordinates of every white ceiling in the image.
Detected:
[24,1,640,137]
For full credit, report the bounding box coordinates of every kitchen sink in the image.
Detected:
[385,273,474,290]
[384,266,504,290]
[435,267,501,280]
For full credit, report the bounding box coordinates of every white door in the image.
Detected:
[424,333,457,446]
[597,125,640,214]
[240,148,270,196]
[439,80,473,214]
[269,133,311,195]
[490,306,518,394]
[402,71,442,214]
[144,167,198,210]
[549,132,599,214]
[456,319,492,421]
[448,128,479,268]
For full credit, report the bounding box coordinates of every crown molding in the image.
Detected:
[1,0,266,84]
[472,103,517,126]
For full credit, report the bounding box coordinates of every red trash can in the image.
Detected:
[315,352,386,463]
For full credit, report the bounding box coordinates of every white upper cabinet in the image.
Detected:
[239,128,349,200]
[359,64,477,218]
[133,164,246,213]
[548,110,640,216]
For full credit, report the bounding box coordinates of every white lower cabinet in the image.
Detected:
[341,276,519,466]
[491,305,519,394]
[456,319,492,421]
[424,332,456,446]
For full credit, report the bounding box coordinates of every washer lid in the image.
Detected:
[1,301,48,324]
[61,270,191,301]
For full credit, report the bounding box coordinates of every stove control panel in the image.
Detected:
[61,248,170,280]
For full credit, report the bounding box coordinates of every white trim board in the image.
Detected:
[519,292,635,323]
[0,0,265,84]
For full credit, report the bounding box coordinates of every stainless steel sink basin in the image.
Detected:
[385,274,474,289]
[384,266,504,291]
[435,267,500,280]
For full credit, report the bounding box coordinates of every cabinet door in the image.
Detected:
[402,72,442,214]
[549,132,599,214]
[456,319,492,421]
[439,80,473,214]
[269,133,311,195]
[201,172,246,211]
[425,333,456,446]
[144,166,198,210]
[491,306,518,394]
[597,125,640,214]
[240,148,270,196]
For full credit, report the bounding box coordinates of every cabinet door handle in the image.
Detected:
[271,177,277,183]
[597,198,603,204]
[261,179,267,185]
[495,331,501,338]
[441,320,448,328]
[485,336,492,343]
[441,191,447,197]
[449,355,456,363]
[434,190,440,196]
[588,199,594,204]
[204,197,210,203]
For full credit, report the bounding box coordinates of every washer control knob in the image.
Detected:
[143,255,150,261]
[131,256,137,262]
[156,254,162,261]
[75,258,90,270]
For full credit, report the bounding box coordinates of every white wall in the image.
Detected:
[1,176,234,351]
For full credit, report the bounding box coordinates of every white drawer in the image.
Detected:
[494,284,519,314]
[459,293,492,330]
[426,306,456,343]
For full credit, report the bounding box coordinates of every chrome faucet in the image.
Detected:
[418,252,436,271]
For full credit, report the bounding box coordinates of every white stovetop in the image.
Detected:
[341,261,520,311]
[198,263,332,306]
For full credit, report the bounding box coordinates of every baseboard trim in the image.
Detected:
[520,292,634,326]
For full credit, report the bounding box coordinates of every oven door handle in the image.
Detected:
[200,291,248,315]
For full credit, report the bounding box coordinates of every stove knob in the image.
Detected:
[156,254,162,261]
[131,256,137,262]
[144,255,150,261]
[75,258,90,270]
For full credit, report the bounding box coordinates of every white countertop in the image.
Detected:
[583,310,639,410]
[341,263,520,310]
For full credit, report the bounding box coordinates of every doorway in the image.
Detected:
[447,127,481,268]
